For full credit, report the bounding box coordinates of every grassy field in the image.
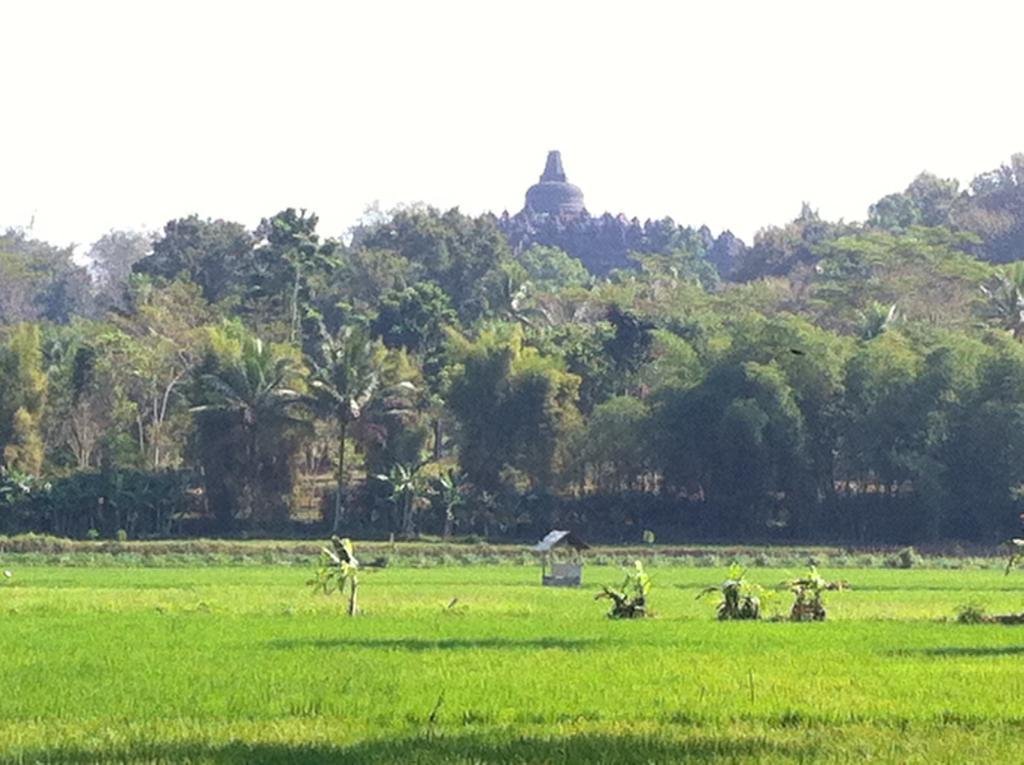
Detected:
[3,561,1024,763]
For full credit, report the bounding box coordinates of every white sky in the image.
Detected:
[3,0,1023,250]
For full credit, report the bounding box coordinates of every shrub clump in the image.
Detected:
[885,546,923,569]
[698,564,765,620]
[955,602,988,624]
[782,567,848,622]
[596,560,651,619]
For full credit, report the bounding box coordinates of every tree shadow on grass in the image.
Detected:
[1,732,815,764]
[268,636,604,652]
[889,645,1024,658]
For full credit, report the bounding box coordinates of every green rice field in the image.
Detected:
[4,560,1024,763]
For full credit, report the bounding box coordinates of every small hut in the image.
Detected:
[531,530,589,587]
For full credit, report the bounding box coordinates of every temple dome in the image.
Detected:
[524,150,585,217]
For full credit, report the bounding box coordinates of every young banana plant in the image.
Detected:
[1006,538,1024,575]
[308,535,361,616]
[698,564,765,620]
[595,560,651,619]
[781,566,848,622]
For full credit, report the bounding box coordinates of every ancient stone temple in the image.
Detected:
[501,149,747,277]
[523,150,586,217]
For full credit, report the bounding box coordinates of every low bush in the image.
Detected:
[955,602,988,624]
[698,565,766,620]
[596,561,651,618]
[886,546,923,569]
[782,567,848,622]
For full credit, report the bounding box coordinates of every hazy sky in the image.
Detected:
[4,0,1024,250]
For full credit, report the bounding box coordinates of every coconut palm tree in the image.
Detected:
[857,301,900,341]
[192,334,309,526]
[980,263,1024,339]
[308,325,382,531]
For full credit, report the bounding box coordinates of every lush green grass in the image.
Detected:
[3,563,1024,763]
[0,533,1009,570]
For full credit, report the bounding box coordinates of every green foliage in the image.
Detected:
[308,535,360,615]
[358,207,512,322]
[514,245,591,292]
[106,279,213,469]
[191,325,309,528]
[807,228,988,333]
[371,282,456,358]
[0,468,48,513]
[733,203,853,281]
[13,159,1024,545]
[431,469,467,539]
[596,560,651,618]
[885,546,923,569]
[869,172,960,232]
[979,262,1024,338]
[1005,538,1024,575]
[782,566,848,622]
[374,462,427,539]
[307,323,384,530]
[698,564,765,620]
[133,215,254,303]
[0,323,47,474]
[578,396,650,492]
[247,208,340,342]
[446,326,581,494]
[954,601,988,624]
[7,565,1024,762]
[3,470,187,539]
[0,229,94,324]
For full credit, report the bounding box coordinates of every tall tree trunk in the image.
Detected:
[290,258,302,344]
[401,493,414,539]
[333,420,348,532]
[347,576,359,616]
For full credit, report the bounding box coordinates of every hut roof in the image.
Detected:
[531,530,589,553]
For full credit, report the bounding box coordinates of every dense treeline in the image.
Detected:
[5,156,1024,544]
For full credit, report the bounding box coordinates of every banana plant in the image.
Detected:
[596,560,651,619]
[375,461,427,539]
[0,468,46,508]
[698,564,766,620]
[1006,538,1024,575]
[432,469,467,539]
[781,566,848,621]
[308,535,361,616]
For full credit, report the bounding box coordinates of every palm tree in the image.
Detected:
[192,334,308,526]
[498,267,545,327]
[432,468,467,539]
[308,325,381,531]
[980,263,1024,339]
[857,301,900,341]
[375,461,426,538]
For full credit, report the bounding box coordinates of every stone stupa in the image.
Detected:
[523,150,586,218]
